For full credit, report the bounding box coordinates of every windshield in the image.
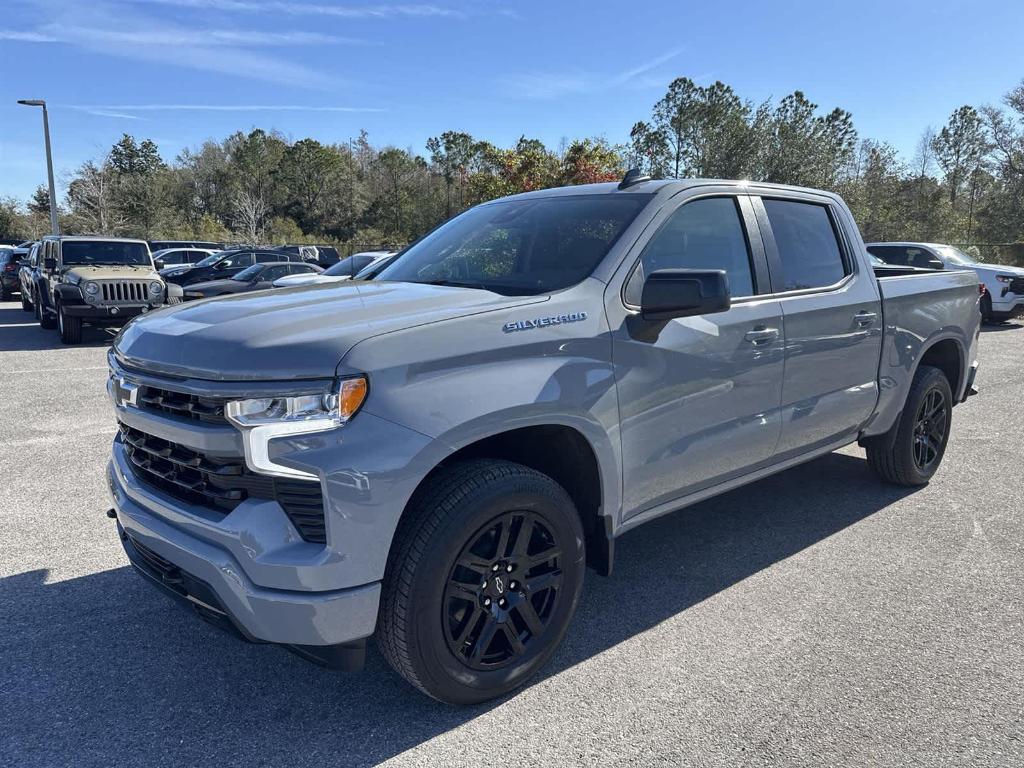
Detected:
[354,254,396,280]
[323,255,363,277]
[935,246,978,266]
[62,241,151,266]
[195,251,228,267]
[232,264,263,281]
[376,195,650,295]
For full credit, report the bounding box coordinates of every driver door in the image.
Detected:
[606,191,786,520]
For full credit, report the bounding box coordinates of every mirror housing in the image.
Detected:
[44,256,57,271]
[640,269,731,321]
[926,257,944,270]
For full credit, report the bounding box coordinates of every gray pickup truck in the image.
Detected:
[106,176,981,703]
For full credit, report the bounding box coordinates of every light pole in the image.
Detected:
[17,99,60,235]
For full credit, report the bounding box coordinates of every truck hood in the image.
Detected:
[973,263,1024,277]
[114,280,543,381]
[64,265,161,283]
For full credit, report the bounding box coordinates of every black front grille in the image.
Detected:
[101,281,148,303]
[138,385,229,424]
[120,424,326,543]
[1008,277,1024,295]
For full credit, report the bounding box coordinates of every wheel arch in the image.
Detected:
[915,335,965,399]
[396,419,617,576]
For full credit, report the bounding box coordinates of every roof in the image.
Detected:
[864,242,951,249]
[492,177,847,205]
[42,235,149,244]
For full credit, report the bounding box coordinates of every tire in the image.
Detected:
[377,459,585,704]
[866,364,953,486]
[21,293,33,312]
[37,294,56,329]
[57,303,83,344]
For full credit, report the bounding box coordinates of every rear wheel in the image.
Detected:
[21,292,32,312]
[866,365,953,486]
[377,459,585,704]
[57,303,83,344]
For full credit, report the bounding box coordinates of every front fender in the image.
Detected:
[54,282,86,304]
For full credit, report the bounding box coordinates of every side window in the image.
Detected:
[627,196,755,305]
[763,199,848,291]
[866,246,908,266]
[261,265,289,281]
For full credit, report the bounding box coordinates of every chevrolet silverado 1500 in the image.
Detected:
[106,175,981,703]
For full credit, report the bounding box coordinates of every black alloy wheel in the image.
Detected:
[912,388,948,470]
[443,510,563,670]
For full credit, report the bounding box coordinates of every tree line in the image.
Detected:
[2,77,1022,263]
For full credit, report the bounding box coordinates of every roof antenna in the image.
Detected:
[618,167,651,190]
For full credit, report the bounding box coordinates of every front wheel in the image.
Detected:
[37,295,56,329]
[866,364,953,486]
[377,459,585,704]
[57,304,83,344]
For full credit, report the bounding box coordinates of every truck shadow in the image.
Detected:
[0,452,915,766]
[979,321,1022,333]
[0,303,117,350]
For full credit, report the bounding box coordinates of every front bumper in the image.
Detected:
[63,302,153,323]
[108,451,381,651]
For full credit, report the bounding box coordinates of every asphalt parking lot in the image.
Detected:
[1,299,1021,768]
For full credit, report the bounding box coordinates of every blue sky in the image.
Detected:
[2,0,1022,202]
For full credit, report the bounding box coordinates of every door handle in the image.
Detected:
[855,311,878,327]
[744,327,779,345]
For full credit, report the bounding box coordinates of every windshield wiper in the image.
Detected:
[420,279,492,291]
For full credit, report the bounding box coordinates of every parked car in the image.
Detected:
[18,243,41,311]
[106,176,980,704]
[148,240,222,252]
[866,241,1024,323]
[272,251,394,288]
[30,236,176,344]
[0,247,21,300]
[184,262,322,299]
[160,249,309,286]
[152,247,218,271]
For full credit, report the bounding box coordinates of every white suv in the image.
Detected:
[867,242,1024,323]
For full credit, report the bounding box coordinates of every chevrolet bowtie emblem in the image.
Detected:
[114,377,140,408]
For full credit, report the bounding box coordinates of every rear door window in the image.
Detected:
[762,199,848,291]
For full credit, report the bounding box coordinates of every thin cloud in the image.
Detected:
[505,48,685,100]
[9,0,353,89]
[36,24,364,47]
[68,104,383,113]
[135,0,462,18]
[610,48,684,86]
[73,109,147,120]
[0,31,59,42]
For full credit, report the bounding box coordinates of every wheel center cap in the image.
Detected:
[494,575,505,594]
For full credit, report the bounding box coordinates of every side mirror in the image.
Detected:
[926,258,944,270]
[640,269,731,321]
[44,257,57,271]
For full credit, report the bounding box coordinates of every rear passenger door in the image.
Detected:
[752,194,883,457]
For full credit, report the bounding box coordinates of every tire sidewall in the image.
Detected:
[406,477,585,704]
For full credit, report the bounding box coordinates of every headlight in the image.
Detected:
[85,281,99,295]
[149,281,163,295]
[995,275,1015,283]
[225,377,367,478]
